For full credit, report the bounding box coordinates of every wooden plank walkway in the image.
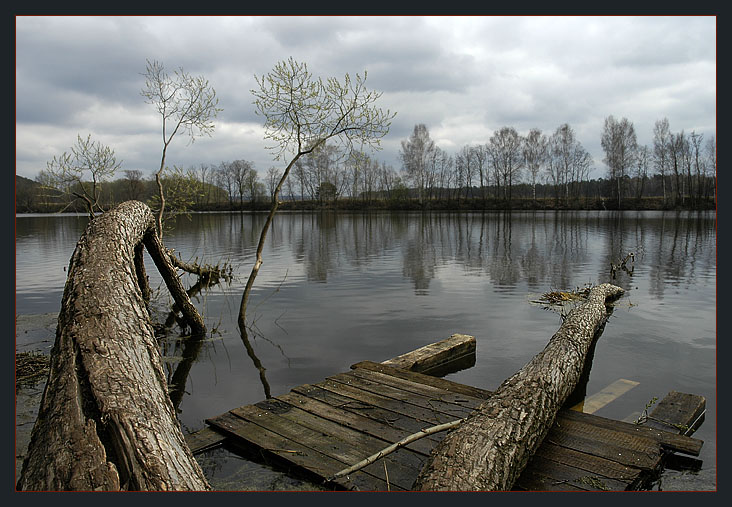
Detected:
[192,359,704,491]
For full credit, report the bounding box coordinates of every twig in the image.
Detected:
[325,418,464,483]
[383,459,390,492]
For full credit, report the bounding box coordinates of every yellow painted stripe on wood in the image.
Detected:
[571,379,640,414]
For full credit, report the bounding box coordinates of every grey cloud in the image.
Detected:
[14,16,716,181]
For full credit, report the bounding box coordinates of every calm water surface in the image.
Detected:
[15,211,716,490]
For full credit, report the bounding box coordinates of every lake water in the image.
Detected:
[15,210,716,490]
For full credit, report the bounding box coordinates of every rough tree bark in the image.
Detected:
[413,283,625,491]
[18,201,209,491]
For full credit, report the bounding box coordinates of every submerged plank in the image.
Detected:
[570,378,640,414]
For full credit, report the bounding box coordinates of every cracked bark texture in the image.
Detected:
[413,283,625,491]
[18,201,209,491]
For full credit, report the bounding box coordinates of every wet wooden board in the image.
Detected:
[645,391,706,435]
[558,407,703,456]
[291,383,447,446]
[200,361,704,491]
[381,333,476,374]
[515,390,705,491]
[208,410,396,491]
[352,360,493,400]
[184,426,225,454]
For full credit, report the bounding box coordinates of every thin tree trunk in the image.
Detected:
[18,201,209,491]
[239,141,324,327]
[413,283,625,491]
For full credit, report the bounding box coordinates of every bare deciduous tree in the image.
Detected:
[523,128,547,202]
[669,130,686,204]
[690,131,704,204]
[706,135,716,204]
[40,134,122,217]
[141,59,221,239]
[653,118,672,205]
[400,124,435,206]
[601,115,637,209]
[634,145,650,199]
[489,126,524,204]
[240,58,395,326]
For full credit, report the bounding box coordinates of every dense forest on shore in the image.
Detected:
[16,172,715,214]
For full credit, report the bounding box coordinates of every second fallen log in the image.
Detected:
[413,283,625,491]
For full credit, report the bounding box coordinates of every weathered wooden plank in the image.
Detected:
[245,398,427,473]
[516,455,631,491]
[326,372,474,419]
[645,391,706,436]
[570,378,640,414]
[207,411,390,491]
[185,427,226,454]
[352,360,493,400]
[317,379,457,425]
[229,403,416,490]
[348,367,485,409]
[531,441,643,482]
[292,383,445,444]
[554,413,663,459]
[380,333,476,374]
[197,342,704,492]
[544,423,661,471]
[558,408,703,456]
[275,390,437,456]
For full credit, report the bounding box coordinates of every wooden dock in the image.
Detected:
[186,335,705,491]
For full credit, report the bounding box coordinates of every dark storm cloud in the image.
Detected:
[15,16,715,180]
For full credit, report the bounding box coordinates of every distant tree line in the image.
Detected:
[395,118,715,210]
[17,116,715,214]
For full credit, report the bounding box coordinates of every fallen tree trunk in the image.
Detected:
[413,283,625,491]
[18,201,210,491]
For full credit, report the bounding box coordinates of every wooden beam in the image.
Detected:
[380,334,476,374]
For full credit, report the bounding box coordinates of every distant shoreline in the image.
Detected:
[15,196,716,215]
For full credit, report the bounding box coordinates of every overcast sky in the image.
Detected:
[15,15,716,182]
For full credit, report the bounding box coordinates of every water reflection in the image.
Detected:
[273,211,715,299]
[15,210,716,490]
[238,326,272,400]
